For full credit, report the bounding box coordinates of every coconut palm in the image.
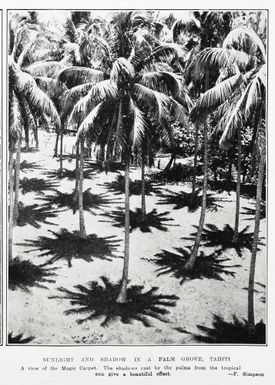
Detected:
[60,11,188,303]
[191,23,266,242]
[9,43,60,259]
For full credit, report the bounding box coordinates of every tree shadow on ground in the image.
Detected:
[144,248,241,284]
[101,208,176,232]
[241,203,266,221]
[183,224,265,257]
[18,229,121,268]
[9,257,58,292]
[102,174,160,195]
[15,202,58,228]
[41,189,121,214]
[84,160,124,173]
[21,147,39,153]
[44,168,95,181]
[208,180,266,200]
[243,282,266,304]
[8,332,35,344]
[157,189,225,212]
[193,314,266,344]
[20,160,43,172]
[49,276,179,327]
[19,177,58,195]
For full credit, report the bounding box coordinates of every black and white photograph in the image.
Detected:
[7,8,267,346]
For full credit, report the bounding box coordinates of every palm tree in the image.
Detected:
[8,58,60,259]
[190,25,266,244]
[61,11,187,303]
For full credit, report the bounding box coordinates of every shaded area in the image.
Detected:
[157,189,225,212]
[194,315,266,344]
[8,332,35,344]
[241,203,266,221]
[21,147,39,153]
[145,248,240,283]
[18,229,121,267]
[84,160,124,173]
[101,208,176,232]
[150,163,202,184]
[183,224,265,257]
[20,160,43,172]
[208,180,266,201]
[41,188,121,214]
[50,276,179,327]
[9,257,57,292]
[102,174,160,195]
[19,177,58,195]
[15,202,57,228]
[44,168,94,181]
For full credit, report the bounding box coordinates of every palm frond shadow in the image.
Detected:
[102,174,160,196]
[144,247,241,283]
[19,177,58,195]
[20,160,43,172]
[15,202,58,228]
[208,180,266,201]
[44,168,95,181]
[183,224,265,257]
[9,257,58,292]
[85,161,124,173]
[18,229,121,268]
[41,189,121,214]
[100,208,176,232]
[241,203,266,221]
[243,282,266,304]
[193,315,266,344]
[49,276,179,327]
[157,189,225,212]
[21,147,39,153]
[8,332,35,344]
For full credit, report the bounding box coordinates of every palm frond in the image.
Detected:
[223,26,266,60]
[131,106,148,147]
[140,71,182,98]
[60,82,94,118]
[244,64,266,119]
[69,80,117,122]
[17,70,60,128]
[34,77,66,100]
[191,73,243,119]
[75,102,103,139]
[57,66,104,88]
[25,61,67,78]
[132,83,170,125]
[197,47,251,72]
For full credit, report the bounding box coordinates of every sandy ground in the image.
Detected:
[8,131,266,345]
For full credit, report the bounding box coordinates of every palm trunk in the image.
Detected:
[192,122,199,195]
[34,125,39,148]
[117,154,130,304]
[233,127,242,243]
[141,153,146,221]
[164,153,175,172]
[9,150,14,261]
[73,143,80,206]
[185,118,208,270]
[79,138,87,239]
[59,128,64,175]
[248,153,265,332]
[53,132,59,157]
[13,139,21,222]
